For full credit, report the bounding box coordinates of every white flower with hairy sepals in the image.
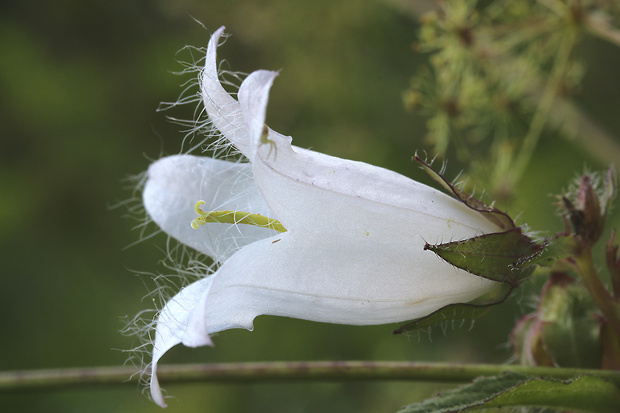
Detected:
[143,26,502,407]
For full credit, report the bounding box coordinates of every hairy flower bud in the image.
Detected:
[511,272,603,369]
[560,167,616,247]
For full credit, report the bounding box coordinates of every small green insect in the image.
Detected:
[260,124,277,159]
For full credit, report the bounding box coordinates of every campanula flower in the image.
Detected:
[143,27,503,407]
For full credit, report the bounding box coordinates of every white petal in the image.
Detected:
[143,155,276,263]
[150,277,213,407]
[150,231,495,405]
[238,68,500,243]
[238,70,280,158]
[199,232,494,334]
[201,26,252,158]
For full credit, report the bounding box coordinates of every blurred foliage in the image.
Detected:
[1,0,619,412]
[403,0,620,203]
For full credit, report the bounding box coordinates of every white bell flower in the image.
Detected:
[142,26,502,407]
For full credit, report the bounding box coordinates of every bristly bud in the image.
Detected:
[559,166,616,247]
[511,272,603,369]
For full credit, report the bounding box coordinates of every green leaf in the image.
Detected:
[425,228,539,285]
[398,372,620,413]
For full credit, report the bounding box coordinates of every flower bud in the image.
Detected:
[560,167,616,247]
[511,272,603,368]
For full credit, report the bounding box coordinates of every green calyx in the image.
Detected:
[424,228,542,286]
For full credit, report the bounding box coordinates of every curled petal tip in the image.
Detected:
[238,70,279,159]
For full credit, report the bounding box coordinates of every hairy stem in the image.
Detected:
[575,247,620,338]
[1,362,619,392]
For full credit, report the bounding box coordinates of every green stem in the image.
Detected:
[1,362,619,392]
[575,247,620,338]
[510,26,576,186]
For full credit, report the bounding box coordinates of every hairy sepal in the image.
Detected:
[425,228,541,286]
[414,155,516,230]
[393,282,511,334]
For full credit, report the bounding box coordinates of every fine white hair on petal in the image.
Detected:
[201,26,253,159]
[150,277,214,407]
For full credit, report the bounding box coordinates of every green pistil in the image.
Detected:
[191,201,287,233]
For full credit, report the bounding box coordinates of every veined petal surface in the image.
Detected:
[201,232,494,333]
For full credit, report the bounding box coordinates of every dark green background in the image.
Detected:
[1,1,619,412]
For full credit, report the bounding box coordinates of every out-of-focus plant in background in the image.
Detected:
[1,0,620,412]
[403,0,620,203]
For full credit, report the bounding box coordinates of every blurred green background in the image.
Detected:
[1,1,619,412]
